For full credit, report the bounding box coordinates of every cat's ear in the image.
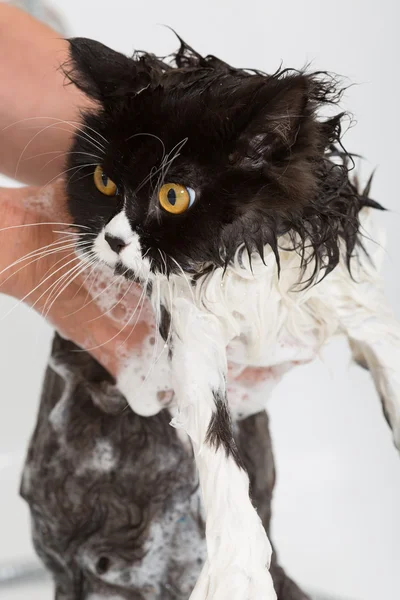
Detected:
[65,38,150,103]
[230,76,310,167]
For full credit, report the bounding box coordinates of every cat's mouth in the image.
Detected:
[113,261,143,283]
[90,218,153,284]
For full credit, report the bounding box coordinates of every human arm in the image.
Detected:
[0,4,94,185]
[0,182,152,378]
[0,5,265,390]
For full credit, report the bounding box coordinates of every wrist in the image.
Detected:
[0,189,29,298]
[0,184,65,299]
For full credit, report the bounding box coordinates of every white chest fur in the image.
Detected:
[116,209,400,600]
[117,209,397,425]
[119,233,339,419]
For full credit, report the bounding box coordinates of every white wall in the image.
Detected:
[0,1,399,599]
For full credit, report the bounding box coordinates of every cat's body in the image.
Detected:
[21,37,400,599]
[21,333,309,599]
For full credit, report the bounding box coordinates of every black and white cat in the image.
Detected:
[62,37,399,599]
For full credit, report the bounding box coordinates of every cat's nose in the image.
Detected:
[104,233,127,254]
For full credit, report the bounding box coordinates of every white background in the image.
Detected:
[0,1,399,599]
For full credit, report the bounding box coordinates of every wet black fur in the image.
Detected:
[64,36,383,286]
[206,393,245,469]
[158,305,171,342]
[22,334,309,599]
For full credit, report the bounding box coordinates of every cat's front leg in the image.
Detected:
[169,297,276,600]
[327,258,400,452]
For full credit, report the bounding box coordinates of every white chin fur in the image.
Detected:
[119,234,151,279]
[92,211,151,280]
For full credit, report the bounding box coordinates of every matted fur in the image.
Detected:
[64,37,383,286]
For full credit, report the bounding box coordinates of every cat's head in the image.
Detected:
[65,37,363,284]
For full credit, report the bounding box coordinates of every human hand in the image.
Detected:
[0,182,152,379]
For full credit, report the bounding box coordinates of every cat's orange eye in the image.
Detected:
[158,183,196,214]
[94,165,118,196]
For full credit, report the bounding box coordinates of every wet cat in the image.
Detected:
[21,37,399,600]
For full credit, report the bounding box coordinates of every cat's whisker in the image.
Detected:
[168,254,195,303]
[63,268,126,318]
[163,137,188,165]
[1,116,52,133]
[153,156,177,195]
[43,264,95,319]
[13,121,92,179]
[148,165,159,197]
[62,119,108,148]
[142,247,152,263]
[1,252,84,321]
[114,274,150,345]
[135,165,160,195]
[39,253,90,314]
[81,273,149,353]
[0,236,77,278]
[62,128,105,155]
[41,150,103,172]
[51,230,96,237]
[40,248,95,308]
[117,269,151,350]
[119,277,153,415]
[80,261,153,355]
[137,275,169,391]
[39,242,93,283]
[43,255,97,318]
[0,245,85,292]
[0,222,89,234]
[68,260,101,305]
[158,152,182,186]
[4,117,106,178]
[22,149,64,162]
[0,238,91,286]
[143,148,180,193]
[136,154,174,195]
[136,254,175,394]
[37,262,87,319]
[125,132,166,159]
[68,167,100,186]
[29,252,86,307]
[85,277,134,326]
[38,162,95,193]
[135,138,187,195]
[142,138,185,194]
[135,156,171,194]
[21,147,102,171]
[23,124,106,156]
[81,264,102,306]
[63,164,94,186]
[25,117,106,155]
[2,116,107,149]
[156,137,188,189]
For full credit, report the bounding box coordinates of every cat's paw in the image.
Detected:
[189,560,276,600]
